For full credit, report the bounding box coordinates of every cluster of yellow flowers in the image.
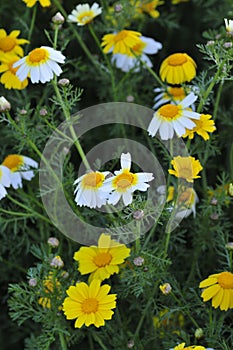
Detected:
[62,233,130,328]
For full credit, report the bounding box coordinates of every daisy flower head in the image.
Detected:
[63,279,117,328]
[159,53,197,85]
[135,0,164,18]
[0,54,28,90]
[0,165,11,200]
[148,92,200,140]
[13,46,65,84]
[74,233,130,282]
[101,30,143,56]
[104,152,154,206]
[2,154,38,189]
[74,170,110,209]
[182,114,216,141]
[168,156,203,183]
[199,271,233,311]
[153,86,187,109]
[111,35,162,72]
[38,272,61,309]
[22,0,51,8]
[0,29,29,59]
[224,19,233,35]
[68,3,102,26]
[171,343,207,350]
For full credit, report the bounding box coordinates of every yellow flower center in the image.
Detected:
[2,154,23,171]
[0,36,16,52]
[113,171,136,190]
[28,48,47,63]
[159,104,179,119]
[132,41,146,55]
[78,11,94,24]
[82,298,98,313]
[93,252,112,267]
[9,61,18,74]
[168,87,185,98]
[218,272,233,289]
[82,172,104,188]
[168,53,187,66]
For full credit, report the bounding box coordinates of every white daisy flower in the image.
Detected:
[148,92,200,140]
[104,153,154,206]
[68,3,102,26]
[2,154,38,189]
[13,46,65,84]
[224,18,233,34]
[0,165,11,200]
[74,171,110,209]
[153,86,187,109]
[111,35,162,72]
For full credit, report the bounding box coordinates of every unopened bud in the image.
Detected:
[0,96,11,112]
[206,40,215,46]
[19,109,27,115]
[39,108,48,116]
[225,242,233,251]
[127,340,134,348]
[159,283,172,295]
[210,197,218,205]
[210,213,219,220]
[48,237,59,248]
[52,12,65,24]
[126,95,134,102]
[58,78,70,86]
[50,255,64,268]
[195,328,204,339]
[223,41,232,48]
[61,271,69,278]
[133,209,144,220]
[228,183,233,196]
[114,4,123,13]
[28,278,37,287]
[133,256,144,266]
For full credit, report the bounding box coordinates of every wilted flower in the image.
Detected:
[159,283,172,295]
[0,96,11,112]
[50,255,64,268]
[133,256,145,266]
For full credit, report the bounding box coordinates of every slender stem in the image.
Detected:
[53,24,59,50]
[52,79,90,170]
[92,333,108,350]
[59,333,67,350]
[213,80,223,120]
[171,292,200,329]
[88,333,95,350]
[26,5,37,50]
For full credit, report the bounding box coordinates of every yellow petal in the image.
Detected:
[220,289,231,311]
[199,277,218,288]
[212,288,223,309]
[201,284,220,301]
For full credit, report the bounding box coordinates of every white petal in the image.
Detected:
[108,191,121,205]
[159,122,174,140]
[16,63,29,82]
[30,65,40,83]
[23,156,38,168]
[0,165,11,187]
[180,92,197,108]
[147,116,161,137]
[122,191,133,206]
[183,110,200,120]
[177,116,196,129]
[20,170,35,181]
[132,182,150,191]
[140,36,162,54]
[140,54,153,68]
[121,153,131,170]
[10,172,22,189]
[42,46,66,63]
[0,184,7,200]
[136,172,154,182]
[172,120,186,137]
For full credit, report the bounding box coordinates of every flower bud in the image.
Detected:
[133,256,144,266]
[19,109,27,115]
[48,237,59,248]
[0,96,11,112]
[228,183,233,197]
[39,108,48,116]
[28,278,37,287]
[58,78,70,86]
[52,12,65,24]
[127,340,134,348]
[210,197,218,205]
[159,283,172,295]
[225,242,233,251]
[195,327,204,339]
[133,209,144,220]
[126,95,134,102]
[223,41,232,48]
[114,4,123,13]
[50,255,64,268]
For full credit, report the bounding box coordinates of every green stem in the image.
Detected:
[197,63,224,113]
[52,79,90,170]
[27,5,37,50]
[171,292,200,329]
[88,333,95,350]
[59,333,67,350]
[92,333,108,350]
[213,80,223,120]
[53,24,59,50]
[144,63,166,89]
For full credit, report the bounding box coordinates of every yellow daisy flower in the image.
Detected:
[168,156,203,183]
[2,154,38,189]
[63,279,117,328]
[172,343,206,350]
[199,271,233,311]
[0,55,28,90]
[182,114,216,140]
[159,53,197,85]
[101,29,143,56]
[13,46,65,84]
[22,0,51,8]
[0,29,28,59]
[68,2,102,26]
[135,0,164,18]
[74,233,130,282]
